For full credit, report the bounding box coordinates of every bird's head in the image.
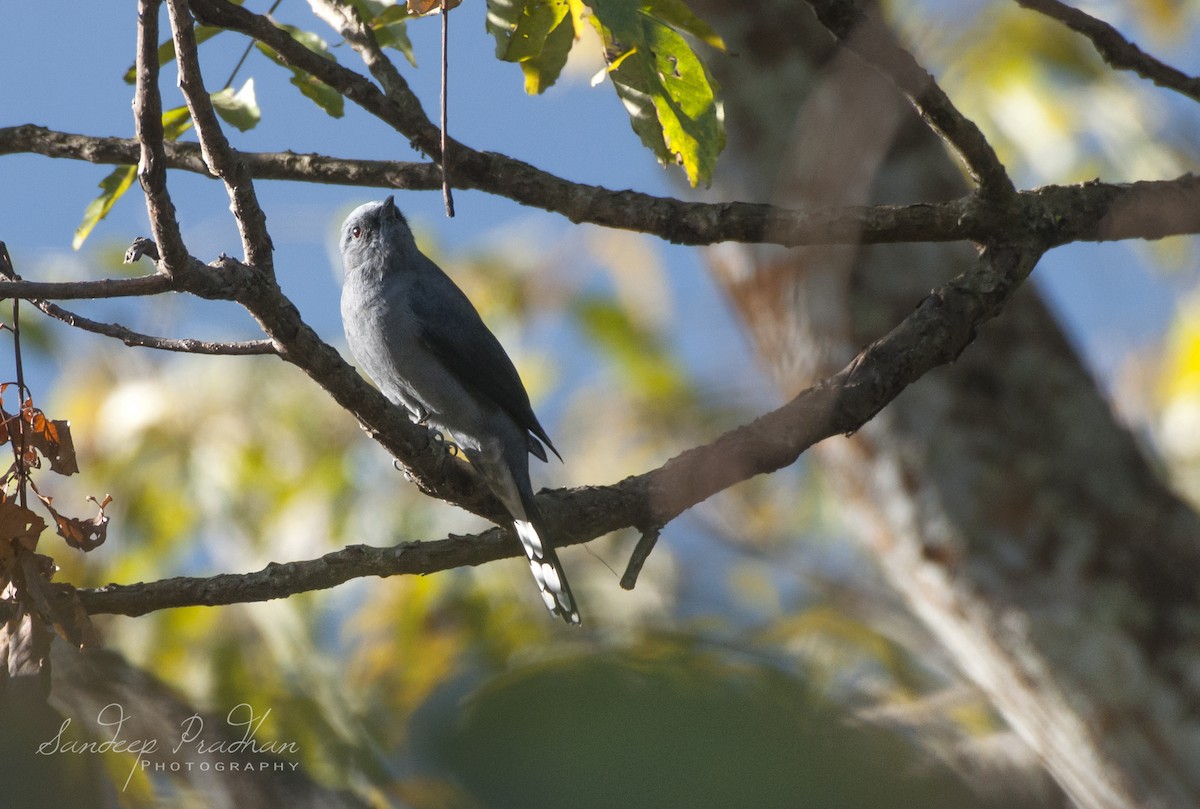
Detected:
[339,196,416,273]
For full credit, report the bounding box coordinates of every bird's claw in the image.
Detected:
[427,428,459,456]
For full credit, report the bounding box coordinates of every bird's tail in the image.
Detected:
[514,519,581,625]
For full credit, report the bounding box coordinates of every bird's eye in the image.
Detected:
[351,226,363,239]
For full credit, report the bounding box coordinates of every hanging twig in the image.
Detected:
[440,0,454,217]
[1,244,29,510]
[620,525,662,590]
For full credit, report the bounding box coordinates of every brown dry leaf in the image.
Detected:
[408,0,462,14]
[23,409,78,476]
[0,500,47,548]
[18,552,99,649]
[34,491,109,552]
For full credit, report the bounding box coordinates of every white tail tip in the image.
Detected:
[515,519,581,625]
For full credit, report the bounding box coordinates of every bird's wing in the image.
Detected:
[409,267,561,461]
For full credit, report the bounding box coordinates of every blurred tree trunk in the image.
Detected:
[693,3,1200,807]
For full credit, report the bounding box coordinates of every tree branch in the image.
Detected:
[192,0,444,153]
[1015,0,1200,104]
[803,0,1015,200]
[620,526,661,590]
[133,0,190,275]
[308,0,421,126]
[167,0,274,271]
[78,242,1045,617]
[0,125,442,189]
[0,256,273,354]
[26,299,276,355]
[0,273,172,300]
[6,124,1200,247]
[77,531,512,616]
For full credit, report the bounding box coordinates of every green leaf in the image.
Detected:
[486,0,526,58]
[486,0,578,94]
[161,104,196,141]
[255,27,344,118]
[210,78,261,132]
[501,0,571,62]
[588,0,724,186]
[287,71,345,118]
[73,106,193,250]
[519,10,575,94]
[488,0,724,182]
[74,166,136,250]
[635,0,725,50]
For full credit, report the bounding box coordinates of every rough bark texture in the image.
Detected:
[695,2,1200,807]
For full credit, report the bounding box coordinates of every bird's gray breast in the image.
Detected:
[341,271,485,445]
[342,273,427,415]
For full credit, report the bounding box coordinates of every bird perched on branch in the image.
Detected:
[339,197,580,624]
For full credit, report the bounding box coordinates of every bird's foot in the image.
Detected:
[426,428,460,458]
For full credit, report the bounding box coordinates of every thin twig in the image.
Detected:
[12,297,27,508]
[1015,0,1200,104]
[0,248,269,355]
[168,0,274,271]
[620,525,661,590]
[1,244,29,510]
[302,0,432,133]
[221,0,283,89]
[28,299,278,356]
[803,0,1015,200]
[440,0,454,216]
[134,0,190,273]
[229,0,441,168]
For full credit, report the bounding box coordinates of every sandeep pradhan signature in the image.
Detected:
[37,701,299,791]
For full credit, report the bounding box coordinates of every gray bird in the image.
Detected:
[339,197,580,624]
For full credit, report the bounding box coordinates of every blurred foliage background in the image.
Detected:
[6,0,1200,806]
